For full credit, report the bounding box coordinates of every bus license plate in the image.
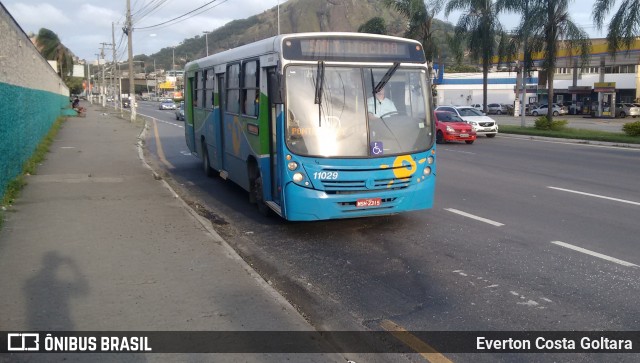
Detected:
[356,198,381,207]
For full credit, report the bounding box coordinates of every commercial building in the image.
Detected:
[435,38,640,117]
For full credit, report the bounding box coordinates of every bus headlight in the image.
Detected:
[423,167,432,176]
[287,161,299,171]
[427,156,434,165]
[293,172,304,183]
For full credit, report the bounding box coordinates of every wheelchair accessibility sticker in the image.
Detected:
[370,141,383,155]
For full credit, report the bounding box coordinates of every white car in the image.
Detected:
[435,106,498,137]
[529,103,567,116]
[159,100,176,110]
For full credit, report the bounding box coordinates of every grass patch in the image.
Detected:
[1,116,66,207]
[499,124,640,144]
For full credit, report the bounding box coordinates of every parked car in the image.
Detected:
[122,98,130,108]
[487,103,509,115]
[529,103,568,116]
[159,100,176,110]
[470,103,484,111]
[435,106,498,137]
[175,102,185,120]
[434,111,476,144]
[615,103,640,118]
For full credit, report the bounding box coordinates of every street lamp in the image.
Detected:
[203,31,209,56]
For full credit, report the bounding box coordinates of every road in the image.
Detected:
[137,101,640,362]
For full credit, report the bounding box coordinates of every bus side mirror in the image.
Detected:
[268,71,284,105]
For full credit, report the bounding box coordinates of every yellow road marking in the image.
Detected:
[380,319,453,363]
[152,119,175,169]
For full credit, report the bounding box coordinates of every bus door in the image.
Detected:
[267,67,283,207]
[216,73,226,172]
[185,76,196,152]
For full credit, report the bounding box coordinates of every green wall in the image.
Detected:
[0,82,68,199]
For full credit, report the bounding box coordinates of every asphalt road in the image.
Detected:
[137,101,640,362]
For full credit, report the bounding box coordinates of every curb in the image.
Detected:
[497,133,640,150]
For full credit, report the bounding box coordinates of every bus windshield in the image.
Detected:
[285,65,432,157]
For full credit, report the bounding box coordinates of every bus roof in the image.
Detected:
[185,32,426,71]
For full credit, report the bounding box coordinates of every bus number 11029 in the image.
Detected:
[313,171,339,180]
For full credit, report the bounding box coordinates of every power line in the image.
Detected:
[134,0,224,30]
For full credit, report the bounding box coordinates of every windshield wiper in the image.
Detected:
[373,62,400,95]
[370,63,399,116]
[314,61,325,126]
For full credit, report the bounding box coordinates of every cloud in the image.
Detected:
[6,2,71,31]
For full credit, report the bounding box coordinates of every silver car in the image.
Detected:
[616,103,640,118]
[175,102,185,120]
[529,104,567,116]
[159,100,176,110]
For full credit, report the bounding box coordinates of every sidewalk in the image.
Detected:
[0,102,344,361]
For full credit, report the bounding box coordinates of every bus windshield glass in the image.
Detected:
[285,65,432,157]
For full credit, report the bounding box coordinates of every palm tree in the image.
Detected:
[517,0,590,120]
[383,0,446,63]
[593,0,640,54]
[357,17,388,35]
[36,28,73,80]
[445,0,503,115]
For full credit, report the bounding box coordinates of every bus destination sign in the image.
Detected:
[283,37,426,63]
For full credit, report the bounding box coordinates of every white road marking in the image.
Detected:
[440,148,476,155]
[445,208,505,227]
[551,241,639,267]
[548,186,640,207]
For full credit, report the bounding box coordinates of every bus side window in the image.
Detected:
[226,63,240,114]
[243,60,259,117]
[205,69,214,109]
[194,71,200,107]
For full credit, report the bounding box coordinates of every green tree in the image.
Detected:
[65,77,84,95]
[445,0,504,115]
[593,0,640,54]
[358,17,388,34]
[383,0,445,62]
[516,0,590,120]
[36,28,73,80]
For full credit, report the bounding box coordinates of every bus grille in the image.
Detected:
[321,177,411,194]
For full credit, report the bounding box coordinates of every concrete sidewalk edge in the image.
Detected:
[497,132,640,149]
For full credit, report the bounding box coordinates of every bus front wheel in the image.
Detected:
[202,142,214,177]
[253,176,271,216]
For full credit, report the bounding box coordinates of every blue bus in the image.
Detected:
[184,32,436,221]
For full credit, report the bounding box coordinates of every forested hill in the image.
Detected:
[136,0,455,71]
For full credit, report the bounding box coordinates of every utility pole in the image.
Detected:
[86,62,92,104]
[277,0,280,35]
[203,31,209,56]
[112,22,120,114]
[100,42,112,108]
[95,53,101,105]
[154,59,157,98]
[126,0,136,122]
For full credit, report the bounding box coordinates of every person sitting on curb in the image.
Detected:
[71,97,85,114]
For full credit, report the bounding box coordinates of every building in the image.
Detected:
[435,38,640,116]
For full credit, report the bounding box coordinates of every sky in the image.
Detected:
[3,0,609,64]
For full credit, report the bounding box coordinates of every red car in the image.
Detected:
[434,111,477,144]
